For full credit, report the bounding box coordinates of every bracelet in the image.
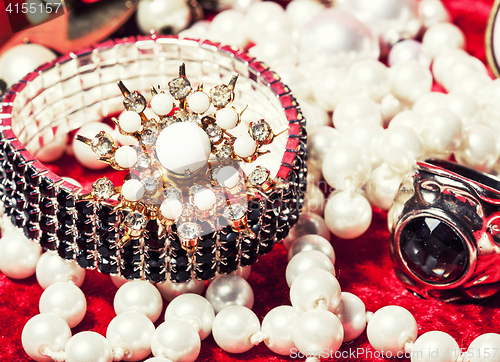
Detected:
[0,36,307,283]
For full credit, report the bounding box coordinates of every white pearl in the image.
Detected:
[366,305,418,354]
[285,0,325,29]
[290,269,341,313]
[115,146,137,169]
[209,10,248,49]
[379,126,424,174]
[423,22,465,59]
[418,0,450,28]
[300,101,332,133]
[243,2,293,44]
[39,282,86,328]
[160,199,183,220]
[65,332,112,362]
[150,93,174,116]
[388,40,432,68]
[165,294,214,341]
[340,121,384,168]
[114,280,163,323]
[216,107,239,129]
[110,274,129,289]
[420,109,463,156]
[0,227,41,279]
[432,48,470,85]
[299,8,379,68]
[73,122,114,169]
[322,145,371,191]
[389,110,421,132]
[106,311,155,362]
[292,309,343,356]
[156,122,211,175]
[36,251,85,289]
[217,166,240,189]
[193,188,216,211]
[261,306,300,355]
[136,0,190,35]
[0,44,56,87]
[234,135,257,158]
[212,306,260,353]
[188,92,210,114]
[249,36,298,68]
[333,95,382,131]
[288,234,335,263]
[122,179,145,202]
[441,55,488,92]
[311,67,349,111]
[302,183,325,216]
[151,321,200,362]
[346,59,390,102]
[217,0,261,11]
[273,65,311,101]
[334,292,366,342]
[324,191,372,239]
[144,358,173,362]
[119,111,142,134]
[380,93,407,126]
[452,72,492,99]
[412,92,446,116]
[37,133,67,163]
[61,177,82,188]
[156,279,205,302]
[455,125,499,172]
[282,213,331,249]
[22,313,71,362]
[366,163,404,211]
[411,331,460,362]
[205,274,254,314]
[307,126,339,169]
[390,59,433,104]
[443,91,481,126]
[286,250,335,287]
[467,333,500,362]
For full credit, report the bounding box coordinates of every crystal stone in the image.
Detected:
[251,120,272,142]
[399,217,469,284]
[91,133,114,156]
[181,204,196,219]
[135,152,151,170]
[164,187,182,200]
[223,204,247,221]
[248,166,269,186]
[159,116,180,130]
[141,129,158,147]
[177,222,201,240]
[216,144,233,161]
[211,85,233,108]
[189,184,207,196]
[141,175,159,192]
[169,76,192,99]
[123,91,147,113]
[206,123,222,143]
[92,177,115,199]
[174,109,200,125]
[124,211,148,230]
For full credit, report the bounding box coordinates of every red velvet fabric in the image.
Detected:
[1,0,500,361]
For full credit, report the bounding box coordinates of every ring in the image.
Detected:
[0,36,307,283]
[389,159,500,301]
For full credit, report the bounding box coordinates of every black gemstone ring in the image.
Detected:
[389,159,500,302]
[0,36,307,283]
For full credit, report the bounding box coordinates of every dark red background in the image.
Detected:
[1,0,500,361]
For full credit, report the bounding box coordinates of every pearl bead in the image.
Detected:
[322,145,371,191]
[420,109,463,156]
[110,274,129,289]
[453,72,492,99]
[234,135,257,158]
[423,22,465,59]
[288,235,335,263]
[411,331,460,362]
[188,92,210,114]
[307,126,339,170]
[216,166,241,189]
[412,92,447,116]
[299,8,379,68]
[380,93,407,126]
[156,122,211,175]
[243,2,293,44]
[324,191,372,239]
[0,44,56,87]
[292,309,343,356]
[311,68,349,111]
[37,133,67,163]
[333,95,382,131]
[454,125,499,173]
[115,146,137,169]
[39,282,86,328]
[441,55,487,92]
[285,0,325,29]
[366,305,418,354]
[346,59,390,102]
[160,199,183,220]
[61,177,82,188]
[136,0,190,35]
[212,306,260,353]
[249,36,298,68]
[22,313,71,362]
[282,213,331,249]
[300,101,332,133]
[273,65,311,100]
[290,269,341,313]
[73,122,114,170]
[205,275,254,314]
[119,111,142,134]
[151,320,200,362]
[216,107,239,129]
[261,306,300,355]
[286,250,335,287]
[390,59,433,104]
[106,311,155,362]
[209,10,248,49]
[65,331,113,362]
[340,121,384,167]
[366,163,404,211]
[165,294,215,341]
[379,126,424,174]
[432,48,470,85]
[334,292,366,342]
[36,251,85,289]
[217,0,261,11]
[467,333,500,362]
[193,189,216,211]
[0,227,41,279]
[114,280,163,323]
[122,179,145,202]
[150,93,174,115]
[389,110,421,132]
[418,0,450,28]
[388,40,431,68]
[156,279,205,302]
[302,183,325,216]
[443,90,481,126]
[144,358,173,362]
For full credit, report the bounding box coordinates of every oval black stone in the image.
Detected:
[399,217,469,284]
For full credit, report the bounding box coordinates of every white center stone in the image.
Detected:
[155,122,211,175]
